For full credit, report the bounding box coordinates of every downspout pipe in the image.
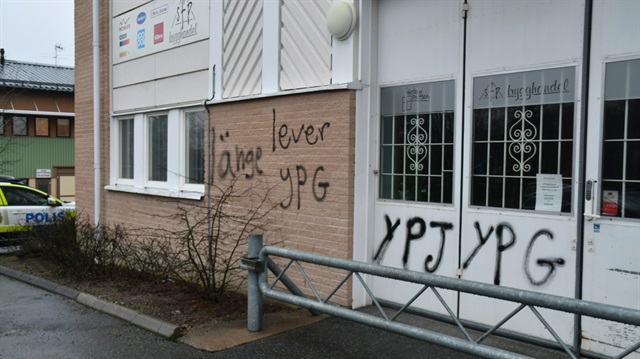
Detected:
[574,0,593,355]
[93,0,101,227]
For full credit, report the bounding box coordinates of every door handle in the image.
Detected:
[584,179,600,221]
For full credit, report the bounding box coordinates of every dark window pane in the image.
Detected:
[444,112,454,143]
[626,141,640,180]
[149,115,168,182]
[393,175,404,200]
[394,116,405,144]
[488,143,504,175]
[624,181,640,219]
[602,141,624,179]
[394,146,404,173]
[186,111,205,184]
[488,177,503,207]
[471,176,487,206]
[521,177,537,210]
[120,119,134,179]
[429,176,442,203]
[474,109,489,141]
[561,179,572,213]
[540,142,559,173]
[443,172,453,204]
[628,99,640,139]
[473,143,488,175]
[417,176,428,202]
[430,145,442,175]
[603,100,626,140]
[504,178,521,209]
[381,146,393,173]
[560,141,573,177]
[561,103,574,140]
[382,116,393,144]
[431,113,443,144]
[380,175,392,199]
[601,181,623,217]
[490,108,505,141]
[405,176,416,201]
[443,145,453,171]
[542,105,560,140]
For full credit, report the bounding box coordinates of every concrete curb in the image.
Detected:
[0,265,183,340]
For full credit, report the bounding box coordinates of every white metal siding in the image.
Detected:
[223,0,263,98]
[280,0,332,90]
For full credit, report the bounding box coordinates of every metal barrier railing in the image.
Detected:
[242,235,640,359]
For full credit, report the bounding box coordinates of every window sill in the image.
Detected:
[105,184,203,200]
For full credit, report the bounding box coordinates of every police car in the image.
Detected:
[0,180,76,236]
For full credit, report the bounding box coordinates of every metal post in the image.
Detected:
[246,234,264,332]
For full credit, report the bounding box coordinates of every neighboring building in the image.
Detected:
[0,50,75,201]
[75,1,638,357]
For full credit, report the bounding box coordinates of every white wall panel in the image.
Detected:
[112,0,147,17]
[112,70,208,112]
[377,0,461,85]
[280,0,331,90]
[466,1,584,73]
[223,0,263,98]
[155,70,209,105]
[113,41,209,88]
[113,82,156,112]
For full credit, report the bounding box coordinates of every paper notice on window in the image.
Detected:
[535,174,563,212]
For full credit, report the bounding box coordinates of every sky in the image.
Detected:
[0,0,75,67]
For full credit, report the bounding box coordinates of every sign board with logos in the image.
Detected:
[112,0,210,64]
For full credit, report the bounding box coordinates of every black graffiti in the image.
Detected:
[279,165,329,210]
[373,215,401,265]
[272,108,332,210]
[463,222,565,286]
[524,229,566,286]
[272,108,330,152]
[462,222,494,269]
[426,222,454,273]
[463,222,516,286]
[403,218,426,269]
[374,215,454,273]
[214,129,263,179]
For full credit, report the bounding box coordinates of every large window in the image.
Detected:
[148,114,168,182]
[110,108,205,199]
[379,81,455,203]
[471,67,575,213]
[601,59,640,219]
[119,118,134,179]
[186,111,205,184]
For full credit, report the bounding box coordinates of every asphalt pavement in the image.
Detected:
[1,265,566,359]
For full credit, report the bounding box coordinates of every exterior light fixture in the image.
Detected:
[326,1,357,41]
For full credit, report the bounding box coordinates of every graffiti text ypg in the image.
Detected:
[374,216,565,286]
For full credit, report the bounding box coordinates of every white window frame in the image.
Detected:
[107,106,204,199]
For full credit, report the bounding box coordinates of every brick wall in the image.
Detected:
[74,0,111,220]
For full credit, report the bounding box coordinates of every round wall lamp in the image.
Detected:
[326,1,357,41]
